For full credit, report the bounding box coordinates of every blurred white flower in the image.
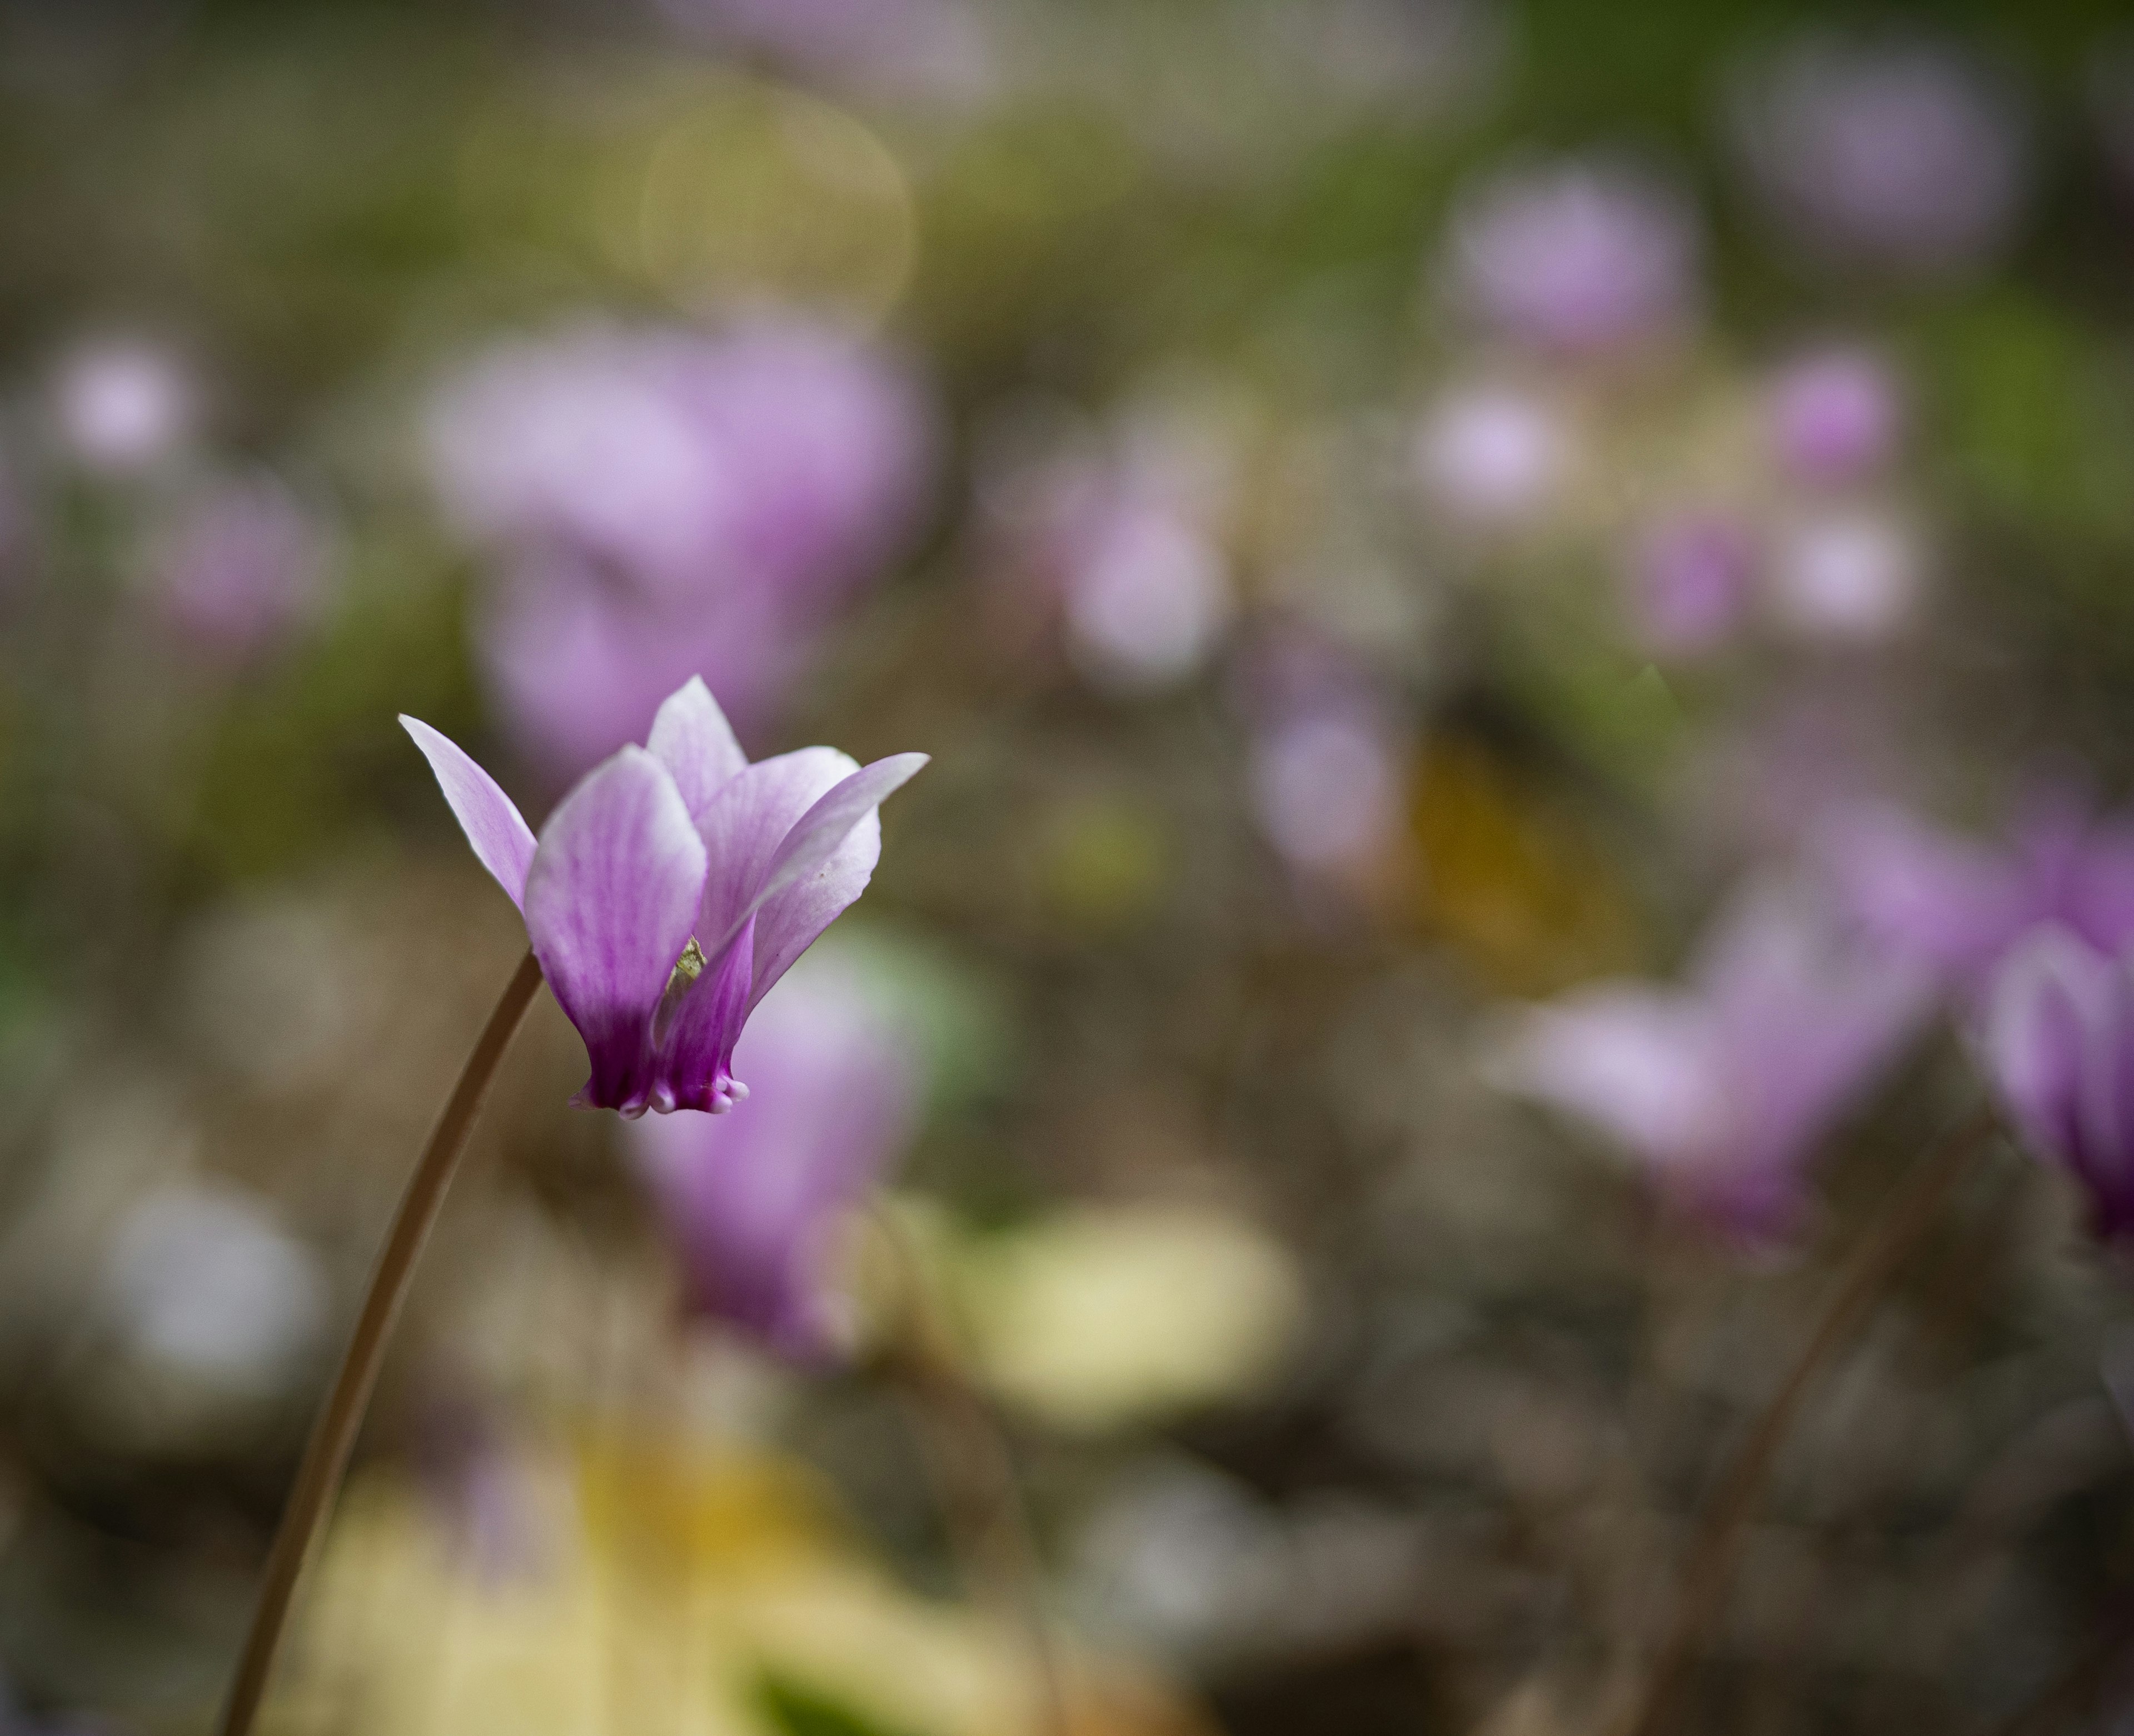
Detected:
[98,1184,326,1394]
[52,339,193,472]
[1768,510,1921,642]
[1063,500,1233,691]
[1249,710,1405,872]
[1412,383,1570,527]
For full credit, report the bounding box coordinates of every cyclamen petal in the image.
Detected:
[694,747,864,947]
[524,747,707,1116]
[399,716,539,910]
[702,751,929,959]
[750,810,880,1015]
[646,675,748,819]
[652,915,756,1114]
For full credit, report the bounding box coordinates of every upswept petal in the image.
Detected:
[646,676,749,819]
[400,716,538,910]
[703,752,929,958]
[524,747,707,1115]
[748,811,879,1014]
[693,747,863,945]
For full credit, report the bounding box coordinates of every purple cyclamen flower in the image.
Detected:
[1830,791,2134,997]
[1627,512,1756,656]
[1766,347,1904,486]
[149,474,330,660]
[1733,37,2027,278]
[402,676,926,1117]
[1985,926,2134,1243]
[429,320,931,771]
[1445,157,1702,354]
[630,950,919,1359]
[1500,883,1927,1238]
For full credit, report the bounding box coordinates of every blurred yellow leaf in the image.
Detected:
[1408,737,1643,995]
[944,1204,1303,1434]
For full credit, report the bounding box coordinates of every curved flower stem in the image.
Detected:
[1617,1102,1997,1736]
[217,948,545,1736]
[873,1212,1070,1736]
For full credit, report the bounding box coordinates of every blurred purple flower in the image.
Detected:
[1985,926,2134,1243]
[1412,382,1570,527]
[1500,882,1927,1238]
[1627,512,1755,656]
[1766,347,1904,486]
[429,320,931,773]
[52,339,193,473]
[1733,37,2027,277]
[1831,792,2134,998]
[631,950,919,1359]
[403,676,925,1117]
[1445,158,1702,354]
[148,474,330,660]
[1766,509,1921,642]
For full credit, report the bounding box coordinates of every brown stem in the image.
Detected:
[216,948,544,1736]
[872,1211,1070,1736]
[1616,1103,1996,1736]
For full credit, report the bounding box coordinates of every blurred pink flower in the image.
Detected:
[1500,883,1927,1239]
[1445,158,1701,354]
[1627,512,1755,656]
[631,950,920,1360]
[1766,347,1904,486]
[1985,926,2134,1244]
[52,339,193,472]
[1831,792,2134,997]
[1733,37,2027,277]
[148,474,330,661]
[429,320,932,774]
